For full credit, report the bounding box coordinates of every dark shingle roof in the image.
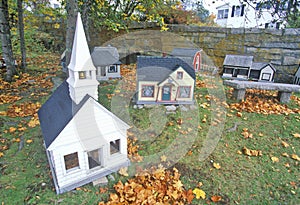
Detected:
[251,62,276,71]
[137,56,196,82]
[38,81,88,148]
[223,55,253,68]
[91,47,121,66]
[170,48,200,57]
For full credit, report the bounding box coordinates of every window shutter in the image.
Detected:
[241,4,245,16]
[231,6,235,17]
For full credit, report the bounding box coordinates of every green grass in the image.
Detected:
[0,72,299,204]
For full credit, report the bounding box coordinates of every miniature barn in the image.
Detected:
[136,56,196,105]
[293,64,300,85]
[91,46,122,81]
[170,48,202,72]
[38,13,130,194]
[222,54,276,82]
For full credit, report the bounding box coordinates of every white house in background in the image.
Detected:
[91,46,122,81]
[38,13,130,194]
[214,0,285,28]
[222,54,276,82]
[293,65,300,85]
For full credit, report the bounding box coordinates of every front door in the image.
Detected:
[162,85,171,101]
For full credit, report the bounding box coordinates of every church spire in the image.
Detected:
[67,13,99,104]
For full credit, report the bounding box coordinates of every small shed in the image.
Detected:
[38,13,130,194]
[170,48,202,72]
[293,65,300,85]
[136,56,195,105]
[222,54,253,79]
[250,62,276,82]
[91,46,122,81]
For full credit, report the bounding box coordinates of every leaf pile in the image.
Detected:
[127,132,143,162]
[99,166,195,205]
[229,89,300,115]
[5,102,41,117]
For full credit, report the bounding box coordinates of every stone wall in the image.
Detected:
[168,25,300,83]
[90,25,300,83]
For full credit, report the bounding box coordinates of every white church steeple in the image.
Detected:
[67,13,99,104]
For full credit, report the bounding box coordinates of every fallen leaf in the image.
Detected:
[271,156,279,163]
[118,167,129,176]
[193,188,206,199]
[292,133,300,138]
[281,141,289,147]
[160,155,167,162]
[236,112,243,117]
[242,146,262,156]
[26,139,33,144]
[0,152,4,157]
[211,195,222,202]
[282,153,289,157]
[213,162,221,169]
[291,154,300,161]
[9,127,16,133]
[185,189,195,204]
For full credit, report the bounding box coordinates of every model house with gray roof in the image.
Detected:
[38,13,129,194]
[222,54,276,82]
[170,48,202,72]
[91,46,122,81]
[136,56,196,105]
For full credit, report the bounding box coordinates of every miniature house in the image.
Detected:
[136,56,196,105]
[222,54,276,82]
[250,62,276,81]
[91,46,122,81]
[38,13,130,194]
[293,65,300,85]
[170,48,202,72]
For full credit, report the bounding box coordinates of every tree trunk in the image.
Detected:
[82,1,91,42]
[0,0,17,82]
[65,0,78,73]
[17,0,26,70]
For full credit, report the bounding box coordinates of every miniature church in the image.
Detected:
[38,13,130,194]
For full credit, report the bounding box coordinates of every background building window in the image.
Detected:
[218,9,229,19]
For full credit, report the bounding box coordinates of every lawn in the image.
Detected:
[0,53,299,204]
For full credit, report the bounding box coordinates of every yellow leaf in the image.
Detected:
[0,152,4,157]
[118,167,128,176]
[282,152,289,157]
[193,188,206,199]
[9,127,17,133]
[292,133,300,138]
[291,154,300,161]
[160,155,167,162]
[213,162,221,169]
[281,141,289,147]
[271,156,279,163]
[26,139,33,144]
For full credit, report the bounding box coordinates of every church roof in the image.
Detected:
[38,81,84,148]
